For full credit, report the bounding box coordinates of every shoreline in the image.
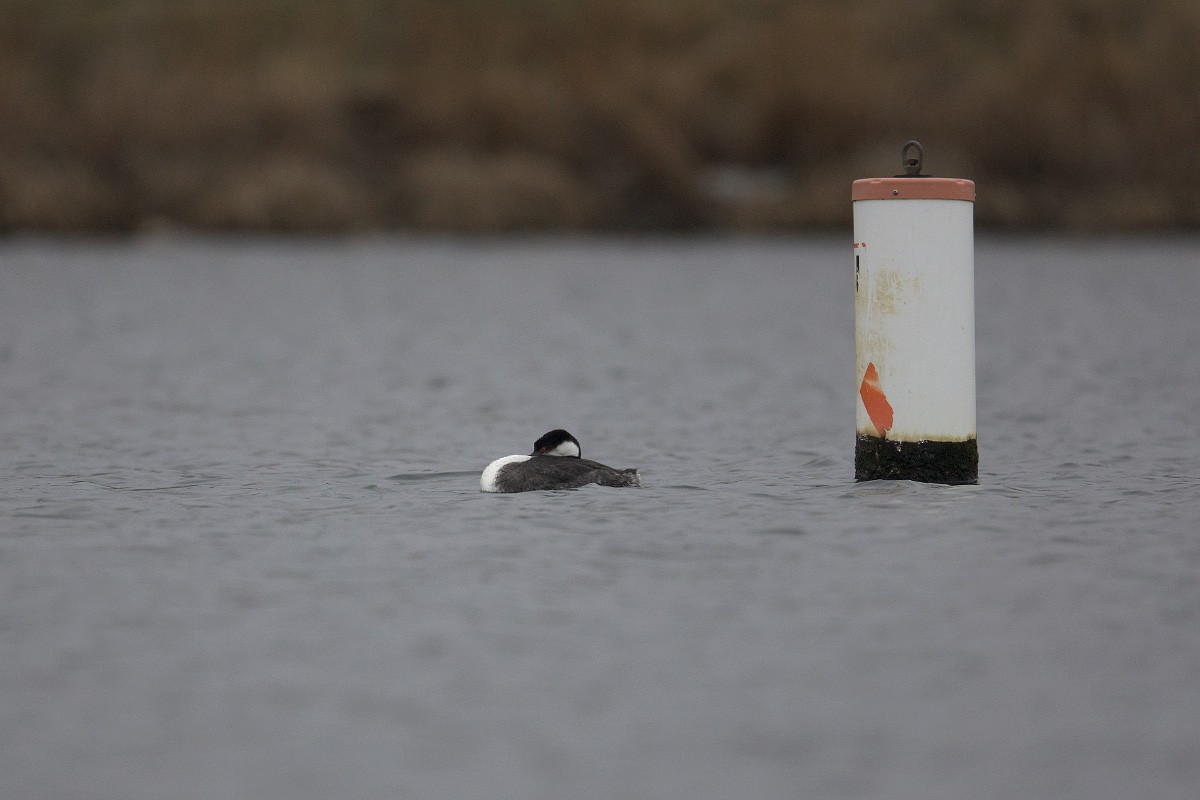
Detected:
[2,0,1197,233]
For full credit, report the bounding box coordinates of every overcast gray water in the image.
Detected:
[2,236,1199,799]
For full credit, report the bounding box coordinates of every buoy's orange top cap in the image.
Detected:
[853,177,975,202]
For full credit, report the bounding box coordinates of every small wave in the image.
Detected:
[14,505,92,520]
[388,470,479,483]
[801,455,838,468]
[72,478,217,492]
[754,526,809,537]
[115,482,215,492]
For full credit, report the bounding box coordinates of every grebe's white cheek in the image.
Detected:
[546,441,580,457]
[480,454,531,492]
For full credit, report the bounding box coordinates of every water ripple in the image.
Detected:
[389,470,481,483]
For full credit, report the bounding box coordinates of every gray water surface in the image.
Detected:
[2,236,1199,799]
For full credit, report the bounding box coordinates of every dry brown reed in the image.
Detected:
[1,0,1198,232]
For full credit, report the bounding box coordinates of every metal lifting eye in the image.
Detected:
[900,140,924,177]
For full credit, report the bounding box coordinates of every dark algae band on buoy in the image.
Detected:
[854,435,979,485]
[853,142,979,484]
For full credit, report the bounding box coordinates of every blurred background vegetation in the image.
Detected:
[2,0,1198,233]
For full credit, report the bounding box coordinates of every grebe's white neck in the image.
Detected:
[481,454,530,492]
[541,440,580,458]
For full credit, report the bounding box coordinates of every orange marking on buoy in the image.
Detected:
[859,362,894,437]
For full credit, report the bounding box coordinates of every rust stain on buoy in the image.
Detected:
[859,362,894,437]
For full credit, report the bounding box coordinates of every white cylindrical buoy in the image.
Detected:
[853,141,978,484]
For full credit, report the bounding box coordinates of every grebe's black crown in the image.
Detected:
[531,429,581,457]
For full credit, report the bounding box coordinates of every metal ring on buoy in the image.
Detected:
[900,140,924,177]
